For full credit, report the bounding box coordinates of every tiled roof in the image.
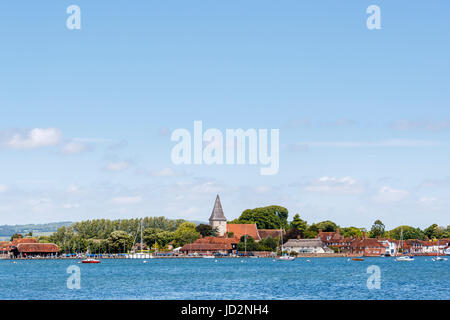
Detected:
[226,223,261,241]
[180,243,232,251]
[258,229,282,239]
[16,243,59,253]
[196,236,238,245]
[11,238,39,246]
[0,241,11,251]
[284,239,324,248]
[209,194,227,222]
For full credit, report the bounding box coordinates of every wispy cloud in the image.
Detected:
[4,128,62,149]
[390,119,450,132]
[304,176,364,195]
[372,186,409,203]
[0,184,8,193]
[61,141,88,155]
[105,161,130,172]
[111,196,142,205]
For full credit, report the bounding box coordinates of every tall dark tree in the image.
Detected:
[290,214,308,237]
[195,224,218,237]
[368,220,385,238]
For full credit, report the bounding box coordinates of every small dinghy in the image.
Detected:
[352,257,365,261]
[81,258,100,264]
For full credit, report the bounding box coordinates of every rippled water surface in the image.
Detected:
[0,257,448,299]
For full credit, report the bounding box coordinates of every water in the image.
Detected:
[0,257,448,300]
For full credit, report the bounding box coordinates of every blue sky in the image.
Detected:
[0,1,449,229]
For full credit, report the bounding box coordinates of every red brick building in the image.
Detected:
[180,236,238,255]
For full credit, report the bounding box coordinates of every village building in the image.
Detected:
[179,236,238,255]
[0,241,12,258]
[378,238,398,256]
[227,223,261,241]
[348,238,388,257]
[209,194,228,236]
[283,239,333,254]
[11,243,59,258]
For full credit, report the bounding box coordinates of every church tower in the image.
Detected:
[209,194,227,236]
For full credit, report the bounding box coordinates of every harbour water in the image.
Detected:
[0,257,448,300]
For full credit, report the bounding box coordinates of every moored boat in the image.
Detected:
[352,257,364,261]
[276,255,295,261]
[81,258,100,263]
[395,256,414,262]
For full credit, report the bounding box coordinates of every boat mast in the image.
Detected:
[244,224,247,255]
[140,218,143,253]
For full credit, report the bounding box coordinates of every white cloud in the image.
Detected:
[62,203,80,209]
[372,186,409,203]
[67,184,80,193]
[105,161,130,172]
[111,196,142,205]
[255,186,272,193]
[305,176,364,194]
[418,197,438,204]
[6,128,62,149]
[61,141,87,155]
[0,184,8,193]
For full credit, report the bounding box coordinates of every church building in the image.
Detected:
[209,194,227,236]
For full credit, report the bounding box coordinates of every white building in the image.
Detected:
[283,239,333,254]
[379,239,397,256]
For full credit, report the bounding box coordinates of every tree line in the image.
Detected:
[15,206,449,254]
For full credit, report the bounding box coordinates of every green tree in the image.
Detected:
[143,228,175,249]
[314,220,338,232]
[10,233,23,241]
[368,220,385,238]
[237,235,258,252]
[195,224,218,237]
[230,205,289,229]
[387,226,426,241]
[424,224,445,239]
[173,222,200,247]
[107,230,133,253]
[257,236,278,251]
[290,214,308,236]
[341,227,364,238]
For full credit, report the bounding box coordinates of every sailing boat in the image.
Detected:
[276,227,295,261]
[395,228,414,261]
[130,219,149,259]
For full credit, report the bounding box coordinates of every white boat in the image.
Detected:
[276,227,295,261]
[202,255,215,259]
[432,245,448,261]
[395,228,414,261]
[276,255,295,261]
[395,256,414,262]
[432,256,447,261]
[127,218,150,259]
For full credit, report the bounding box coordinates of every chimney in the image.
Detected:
[336,228,340,235]
[363,232,367,239]
[318,229,322,233]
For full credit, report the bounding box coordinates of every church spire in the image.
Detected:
[209,194,227,222]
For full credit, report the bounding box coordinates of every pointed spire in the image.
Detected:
[209,194,227,222]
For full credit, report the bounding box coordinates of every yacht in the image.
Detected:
[276,227,295,261]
